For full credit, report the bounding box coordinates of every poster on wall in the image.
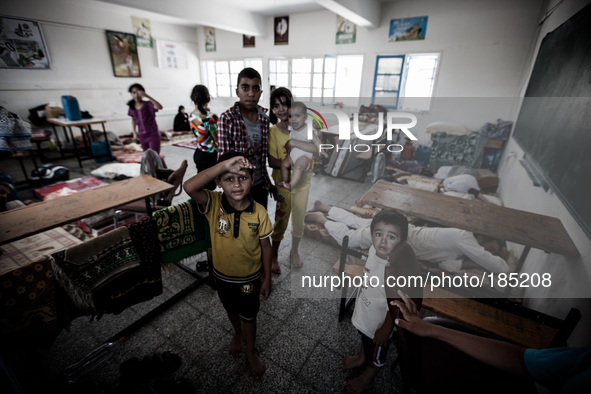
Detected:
[106,30,141,77]
[274,16,289,45]
[0,15,50,69]
[131,16,152,48]
[389,16,428,42]
[243,35,255,48]
[336,15,356,44]
[156,39,187,69]
[204,27,216,52]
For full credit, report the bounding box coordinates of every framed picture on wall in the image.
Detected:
[243,35,255,48]
[106,30,141,77]
[0,15,51,69]
[274,16,289,45]
[389,16,428,42]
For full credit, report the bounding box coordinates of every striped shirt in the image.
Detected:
[189,112,217,152]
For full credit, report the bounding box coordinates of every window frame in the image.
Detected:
[372,55,405,109]
[372,53,439,112]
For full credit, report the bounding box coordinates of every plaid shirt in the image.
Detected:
[217,101,272,189]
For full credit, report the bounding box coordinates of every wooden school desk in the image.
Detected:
[359,181,581,348]
[46,118,112,167]
[0,175,173,246]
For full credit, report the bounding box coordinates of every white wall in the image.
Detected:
[0,0,201,134]
[197,0,542,144]
[496,0,591,346]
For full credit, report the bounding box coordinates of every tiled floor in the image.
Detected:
[1,143,409,394]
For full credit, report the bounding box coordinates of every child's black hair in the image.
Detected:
[217,151,254,176]
[127,83,145,110]
[178,105,185,112]
[370,209,409,241]
[269,87,293,125]
[190,85,210,115]
[237,67,262,86]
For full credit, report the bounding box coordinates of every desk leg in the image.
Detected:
[49,124,65,159]
[504,246,531,295]
[100,123,112,160]
[67,126,83,168]
[145,197,153,216]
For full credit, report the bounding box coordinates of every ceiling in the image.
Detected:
[87,0,396,35]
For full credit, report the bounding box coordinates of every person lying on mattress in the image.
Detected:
[305,200,511,274]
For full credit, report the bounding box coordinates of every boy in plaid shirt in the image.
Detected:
[217,68,275,210]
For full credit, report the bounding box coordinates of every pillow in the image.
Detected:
[426,122,472,135]
[91,163,141,179]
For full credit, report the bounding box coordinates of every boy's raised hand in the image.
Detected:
[224,156,255,175]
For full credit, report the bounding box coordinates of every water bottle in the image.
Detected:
[63,337,126,384]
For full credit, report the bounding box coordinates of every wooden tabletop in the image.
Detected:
[0,175,173,245]
[423,287,557,348]
[361,181,579,257]
[47,118,106,127]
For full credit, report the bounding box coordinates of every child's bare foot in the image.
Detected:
[230,333,243,356]
[246,352,266,380]
[291,250,303,268]
[304,211,327,224]
[341,355,365,369]
[271,256,281,275]
[345,373,374,393]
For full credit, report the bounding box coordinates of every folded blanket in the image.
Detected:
[93,216,163,316]
[51,227,141,311]
[154,199,210,265]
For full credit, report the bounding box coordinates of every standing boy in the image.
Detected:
[342,209,410,393]
[184,152,273,379]
[217,68,274,209]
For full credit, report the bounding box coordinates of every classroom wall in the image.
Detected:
[197,0,542,144]
[0,0,201,134]
[497,0,591,346]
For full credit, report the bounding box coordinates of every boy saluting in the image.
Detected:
[184,152,273,379]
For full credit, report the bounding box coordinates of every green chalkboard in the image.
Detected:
[513,3,591,240]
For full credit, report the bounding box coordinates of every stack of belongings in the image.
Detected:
[154,199,211,266]
[50,216,162,321]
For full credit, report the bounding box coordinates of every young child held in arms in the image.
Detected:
[278,101,324,191]
[183,152,273,379]
[342,209,409,393]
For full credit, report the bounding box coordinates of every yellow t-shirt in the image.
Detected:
[200,190,273,283]
[268,124,313,192]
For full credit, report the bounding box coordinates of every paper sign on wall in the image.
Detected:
[156,39,187,69]
[389,16,428,42]
[336,15,356,44]
[132,16,152,48]
[204,27,216,52]
[0,15,50,69]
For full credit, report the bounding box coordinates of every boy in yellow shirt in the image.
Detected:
[184,152,273,379]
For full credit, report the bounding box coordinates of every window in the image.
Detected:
[372,53,439,111]
[269,59,289,89]
[285,55,363,103]
[200,58,263,98]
